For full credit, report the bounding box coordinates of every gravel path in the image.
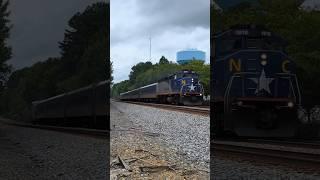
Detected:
[0,122,108,180]
[111,100,210,170]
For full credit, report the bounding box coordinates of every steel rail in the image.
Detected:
[212,140,320,164]
[0,118,108,138]
[119,100,210,116]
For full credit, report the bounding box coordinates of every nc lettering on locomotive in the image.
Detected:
[229,58,241,72]
[282,60,290,73]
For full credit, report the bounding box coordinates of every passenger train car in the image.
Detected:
[212,24,303,137]
[32,80,109,130]
[120,70,204,106]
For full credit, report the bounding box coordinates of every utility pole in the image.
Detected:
[149,36,152,61]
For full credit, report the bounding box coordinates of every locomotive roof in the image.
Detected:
[120,82,158,95]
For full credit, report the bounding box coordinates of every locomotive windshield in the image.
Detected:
[176,72,198,79]
[215,26,287,57]
[246,38,284,50]
[183,73,197,78]
[217,37,285,55]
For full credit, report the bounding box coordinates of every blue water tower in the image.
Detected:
[176,49,206,64]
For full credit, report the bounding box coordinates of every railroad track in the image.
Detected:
[118,100,210,116]
[0,118,108,138]
[212,140,320,165]
[245,138,320,149]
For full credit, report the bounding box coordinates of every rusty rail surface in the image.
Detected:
[212,140,320,164]
[118,100,210,116]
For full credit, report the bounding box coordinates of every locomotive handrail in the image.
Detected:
[224,75,240,112]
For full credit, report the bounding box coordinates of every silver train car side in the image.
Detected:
[32,80,109,130]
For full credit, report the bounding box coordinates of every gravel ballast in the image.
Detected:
[0,122,108,179]
[111,101,210,170]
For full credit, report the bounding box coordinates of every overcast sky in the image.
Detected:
[111,0,210,83]
[7,0,100,70]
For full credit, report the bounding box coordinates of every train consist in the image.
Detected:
[120,70,204,106]
[32,80,109,130]
[212,24,304,137]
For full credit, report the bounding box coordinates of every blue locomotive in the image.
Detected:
[212,24,302,137]
[120,70,204,105]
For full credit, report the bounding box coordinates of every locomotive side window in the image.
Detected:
[176,73,183,79]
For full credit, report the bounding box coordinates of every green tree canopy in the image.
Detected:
[159,56,169,64]
[0,0,12,87]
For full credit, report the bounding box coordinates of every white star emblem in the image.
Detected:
[190,84,195,91]
[249,69,274,94]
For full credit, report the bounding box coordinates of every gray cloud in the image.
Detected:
[137,0,209,28]
[8,0,100,70]
[111,0,210,83]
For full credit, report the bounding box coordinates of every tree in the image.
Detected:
[128,61,153,82]
[159,56,169,64]
[0,0,12,89]
[58,2,108,91]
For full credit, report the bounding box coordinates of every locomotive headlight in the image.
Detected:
[192,78,194,82]
[261,53,267,60]
[261,60,267,66]
[287,101,294,108]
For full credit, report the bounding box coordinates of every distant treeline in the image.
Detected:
[111,57,210,97]
[0,2,109,121]
[212,0,320,108]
